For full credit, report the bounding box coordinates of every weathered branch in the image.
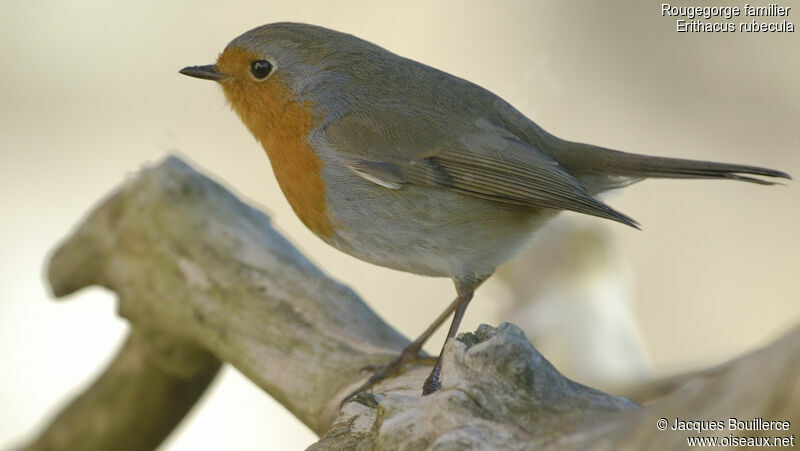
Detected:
[41,156,410,438]
[25,156,799,450]
[25,331,220,451]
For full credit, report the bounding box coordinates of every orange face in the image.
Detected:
[216,47,335,238]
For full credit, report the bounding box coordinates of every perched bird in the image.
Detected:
[180,22,789,396]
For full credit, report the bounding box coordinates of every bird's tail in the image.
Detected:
[550,141,791,189]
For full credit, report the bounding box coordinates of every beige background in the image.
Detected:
[1,1,797,449]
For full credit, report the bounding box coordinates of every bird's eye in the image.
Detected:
[250,60,273,80]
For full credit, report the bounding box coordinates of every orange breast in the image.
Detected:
[218,48,334,238]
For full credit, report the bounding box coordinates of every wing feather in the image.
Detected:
[329,114,639,228]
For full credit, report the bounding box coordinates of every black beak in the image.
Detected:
[179,64,227,81]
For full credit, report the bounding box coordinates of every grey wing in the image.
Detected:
[327,115,639,228]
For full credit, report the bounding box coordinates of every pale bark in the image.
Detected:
[24,156,799,450]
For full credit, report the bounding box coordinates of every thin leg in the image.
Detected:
[398,295,460,358]
[421,288,474,395]
[340,295,460,406]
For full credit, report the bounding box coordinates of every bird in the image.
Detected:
[179,22,790,397]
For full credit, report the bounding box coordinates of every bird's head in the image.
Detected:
[180,22,384,133]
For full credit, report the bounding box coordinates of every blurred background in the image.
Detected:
[1,1,797,449]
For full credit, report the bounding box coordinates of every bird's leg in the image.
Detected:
[421,284,475,395]
[341,295,460,405]
[367,295,460,369]
[341,276,486,405]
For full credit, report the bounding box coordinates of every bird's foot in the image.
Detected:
[421,367,441,395]
[341,346,436,407]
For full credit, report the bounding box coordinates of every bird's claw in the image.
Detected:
[341,350,435,408]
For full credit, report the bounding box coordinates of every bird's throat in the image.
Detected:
[221,71,334,239]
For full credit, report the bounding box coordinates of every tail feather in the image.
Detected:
[552,142,791,186]
[596,151,791,185]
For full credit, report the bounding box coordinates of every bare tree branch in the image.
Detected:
[24,332,220,451]
[24,156,799,450]
[41,156,410,437]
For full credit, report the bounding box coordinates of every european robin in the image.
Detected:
[180,22,790,396]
